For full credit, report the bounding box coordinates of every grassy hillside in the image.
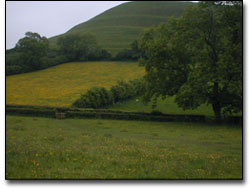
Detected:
[6,61,144,107]
[6,115,242,179]
[49,1,195,55]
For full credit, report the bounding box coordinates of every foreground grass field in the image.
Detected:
[6,115,242,179]
[6,61,144,107]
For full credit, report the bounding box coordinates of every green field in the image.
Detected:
[109,96,215,116]
[6,115,242,179]
[6,61,144,107]
[50,1,195,55]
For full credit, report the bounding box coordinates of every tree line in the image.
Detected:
[6,32,139,75]
[72,79,144,108]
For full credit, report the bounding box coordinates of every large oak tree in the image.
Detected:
[139,1,242,121]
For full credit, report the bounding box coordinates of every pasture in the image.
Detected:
[109,96,215,116]
[6,115,242,179]
[6,61,144,107]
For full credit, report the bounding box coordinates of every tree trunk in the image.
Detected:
[212,82,221,123]
[212,102,221,123]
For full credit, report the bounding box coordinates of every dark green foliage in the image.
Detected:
[114,49,134,61]
[6,51,24,75]
[110,79,144,103]
[97,49,112,60]
[6,65,23,75]
[139,1,242,121]
[15,32,49,71]
[57,33,111,62]
[40,48,68,69]
[110,80,131,103]
[6,32,112,76]
[73,79,145,108]
[6,107,55,118]
[114,40,140,61]
[6,32,49,75]
[73,87,113,108]
[57,33,96,61]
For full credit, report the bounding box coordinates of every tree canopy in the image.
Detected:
[57,33,110,62]
[139,1,242,121]
[15,32,49,71]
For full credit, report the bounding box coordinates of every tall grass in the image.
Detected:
[6,115,242,179]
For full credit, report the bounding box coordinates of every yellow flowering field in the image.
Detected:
[6,61,144,107]
[6,116,242,179]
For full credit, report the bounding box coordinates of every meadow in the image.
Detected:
[6,61,144,107]
[108,96,215,116]
[6,115,242,179]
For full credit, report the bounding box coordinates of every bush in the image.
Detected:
[114,40,140,61]
[73,78,145,108]
[114,49,135,61]
[73,87,112,108]
[110,79,144,103]
[6,65,23,75]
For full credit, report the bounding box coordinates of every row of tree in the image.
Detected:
[72,79,144,108]
[6,32,139,75]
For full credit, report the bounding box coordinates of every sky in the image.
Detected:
[6,1,128,49]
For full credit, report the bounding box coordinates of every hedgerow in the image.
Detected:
[72,78,145,108]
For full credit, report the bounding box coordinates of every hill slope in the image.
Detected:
[49,1,195,55]
[6,61,144,107]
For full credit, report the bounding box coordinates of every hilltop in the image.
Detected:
[49,1,195,55]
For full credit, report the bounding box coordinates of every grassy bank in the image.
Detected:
[6,115,242,179]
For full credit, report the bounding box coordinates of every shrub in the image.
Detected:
[6,65,23,75]
[73,78,145,108]
[110,79,145,103]
[73,87,112,108]
[114,49,135,61]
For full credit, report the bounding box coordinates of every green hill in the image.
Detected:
[49,1,195,55]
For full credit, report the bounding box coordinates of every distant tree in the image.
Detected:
[115,49,134,61]
[98,49,112,60]
[57,33,100,61]
[15,32,49,71]
[114,40,140,61]
[130,40,140,59]
[139,1,242,121]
